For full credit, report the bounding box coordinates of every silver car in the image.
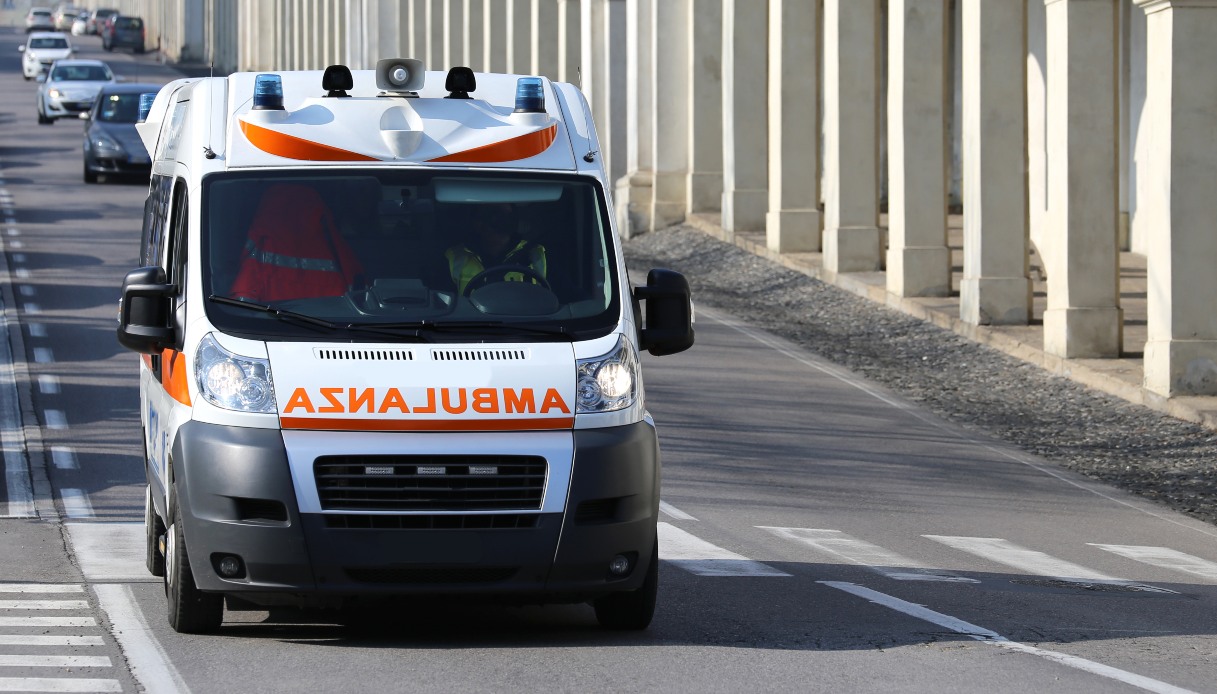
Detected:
[37,59,114,124]
[19,31,72,80]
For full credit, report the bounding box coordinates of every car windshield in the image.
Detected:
[116,17,141,28]
[96,93,142,122]
[51,64,110,81]
[32,11,52,18]
[29,38,68,49]
[199,170,619,342]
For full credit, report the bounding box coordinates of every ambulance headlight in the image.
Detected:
[195,334,276,413]
[576,336,639,413]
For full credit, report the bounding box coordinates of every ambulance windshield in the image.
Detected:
[201,169,619,342]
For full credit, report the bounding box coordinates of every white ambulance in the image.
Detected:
[117,59,693,633]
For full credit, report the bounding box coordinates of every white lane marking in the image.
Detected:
[43,411,67,430]
[8,241,22,250]
[50,447,78,471]
[0,585,82,594]
[925,535,1174,593]
[32,348,53,364]
[23,303,39,315]
[0,601,89,610]
[4,230,16,238]
[760,527,978,583]
[659,501,697,521]
[0,636,103,646]
[821,581,1197,694]
[28,323,45,338]
[0,296,34,518]
[0,679,121,693]
[658,522,791,577]
[59,489,94,520]
[18,286,34,298]
[1091,544,1217,582]
[94,584,192,694]
[64,523,153,582]
[0,655,110,667]
[37,376,58,395]
[12,254,25,263]
[13,269,27,279]
[0,617,95,627]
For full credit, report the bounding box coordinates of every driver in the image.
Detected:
[445,203,547,294]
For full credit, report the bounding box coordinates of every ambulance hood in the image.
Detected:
[267,342,576,432]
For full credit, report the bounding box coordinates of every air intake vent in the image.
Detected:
[314,348,414,361]
[431,349,528,362]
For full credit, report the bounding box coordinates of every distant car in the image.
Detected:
[86,8,117,35]
[52,5,79,31]
[37,59,115,124]
[102,15,144,53]
[19,32,72,81]
[70,10,89,36]
[25,8,55,33]
[82,83,160,183]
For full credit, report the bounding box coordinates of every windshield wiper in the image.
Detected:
[208,295,339,333]
[352,320,571,340]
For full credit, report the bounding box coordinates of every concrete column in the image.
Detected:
[960,0,1031,325]
[581,0,608,139]
[532,0,560,78]
[615,0,654,238]
[650,0,690,229]
[1042,0,1122,358]
[603,0,628,185]
[766,0,820,253]
[686,0,723,214]
[410,0,427,63]
[1027,1,1048,263]
[887,0,951,297]
[558,0,582,83]
[483,0,508,72]
[721,0,769,235]
[1137,0,1217,395]
[445,0,465,70]
[428,0,445,69]
[508,0,532,73]
[464,0,485,70]
[823,0,882,272]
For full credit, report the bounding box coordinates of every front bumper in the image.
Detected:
[86,151,151,175]
[169,420,659,604]
[45,97,91,118]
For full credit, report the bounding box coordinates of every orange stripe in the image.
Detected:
[161,349,192,406]
[280,416,574,432]
[240,120,380,162]
[427,124,558,163]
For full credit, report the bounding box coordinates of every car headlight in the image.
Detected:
[92,133,122,153]
[576,335,640,413]
[194,334,276,413]
[48,89,62,99]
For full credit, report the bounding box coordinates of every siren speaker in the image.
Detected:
[376,58,425,92]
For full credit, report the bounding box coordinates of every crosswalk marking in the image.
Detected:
[659,501,697,521]
[760,527,978,583]
[0,656,111,668]
[0,617,96,628]
[1090,544,1217,582]
[0,636,103,647]
[924,535,1174,593]
[658,522,790,577]
[0,601,88,611]
[0,586,121,692]
[59,489,94,520]
[0,585,83,594]
[0,679,122,693]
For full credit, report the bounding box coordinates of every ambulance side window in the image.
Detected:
[164,180,188,289]
[140,174,173,267]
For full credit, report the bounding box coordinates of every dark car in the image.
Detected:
[82,83,159,183]
[102,15,144,53]
[87,8,117,35]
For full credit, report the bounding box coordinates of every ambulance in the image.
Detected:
[117,59,693,633]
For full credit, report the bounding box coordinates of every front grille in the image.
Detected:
[314,455,546,511]
[324,514,539,530]
[345,566,519,584]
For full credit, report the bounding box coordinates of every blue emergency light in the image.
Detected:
[137,93,156,122]
[514,77,544,113]
[253,74,284,111]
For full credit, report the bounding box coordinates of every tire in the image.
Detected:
[144,485,164,576]
[165,494,223,633]
[592,535,659,630]
[37,109,51,125]
[83,163,98,184]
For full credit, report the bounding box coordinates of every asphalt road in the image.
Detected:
[0,25,1215,694]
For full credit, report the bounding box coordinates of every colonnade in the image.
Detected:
[73,0,1217,400]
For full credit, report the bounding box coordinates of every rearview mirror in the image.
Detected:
[633,269,694,356]
[117,267,175,353]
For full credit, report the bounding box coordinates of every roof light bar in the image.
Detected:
[252,74,284,111]
[137,92,156,122]
[514,77,544,114]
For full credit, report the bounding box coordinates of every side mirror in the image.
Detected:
[633,269,694,356]
[117,267,174,353]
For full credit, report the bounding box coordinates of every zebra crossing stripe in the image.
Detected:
[0,617,96,628]
[0,678,121,693]
[0,585,83,594]
[0,601,89,611]
[1090,544,1217,582]
[924,535,1175,593]
[658,522,791,577]
[0,655,111,668]
[759,527,978,583]
[0,636,103,647]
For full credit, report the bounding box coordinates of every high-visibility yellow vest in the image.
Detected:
[446,240,547,294]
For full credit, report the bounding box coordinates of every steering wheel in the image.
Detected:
[462,264,551,296]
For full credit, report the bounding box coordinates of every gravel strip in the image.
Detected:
[624,226,1217,526]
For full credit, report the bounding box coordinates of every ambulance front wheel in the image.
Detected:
[592,536,658,630]
[144,484,164,577]
[165,496,224,633]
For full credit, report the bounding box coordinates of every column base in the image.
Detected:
[721,188,768,234]
[687,171,723,214]
[1043,306,1123,359]
[824,225,883,273]
[650,171,688,231]
[615,172,654,239]
[766,209,822,253]
[887,246,951,298]
[959,275,1032,325]
[1145,339,1217,397]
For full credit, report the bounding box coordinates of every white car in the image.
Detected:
[37,59,114,124]
[19,32,72,81]
[71,11,90,36]
[24,8,55,33]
